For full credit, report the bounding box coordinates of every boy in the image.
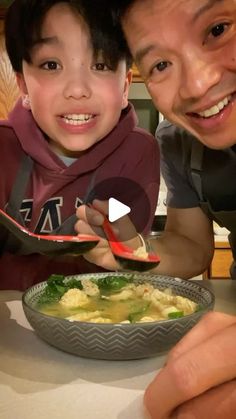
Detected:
[0,0,159,290]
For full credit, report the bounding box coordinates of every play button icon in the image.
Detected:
[83,176,152,240]
[108,198,131,223]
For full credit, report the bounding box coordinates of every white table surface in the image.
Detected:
[0,280,236,419]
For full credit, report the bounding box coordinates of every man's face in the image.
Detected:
[122,0,236,149]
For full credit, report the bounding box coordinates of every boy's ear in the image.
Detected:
[122,68,132,109]
[16,73,31,110]
[16,72,28,94]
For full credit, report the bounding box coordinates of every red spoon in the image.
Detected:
[102,217,160,272]
[0,208,99,256]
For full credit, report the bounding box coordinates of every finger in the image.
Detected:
[92,200,140,243]
[167,312,236,363]
[93,200,139,243]
[173,379,236,419]
[75,219,105,239]
[95,250,121,271]
[82,240,120,271]
[75,219,120,270]
[144,323,236,419]
[114,214,138,242]
[76,204,104,226]
[92,199,109,215]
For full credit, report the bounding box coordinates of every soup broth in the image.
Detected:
[37,275,198,324]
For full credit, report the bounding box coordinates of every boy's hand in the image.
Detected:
[144,311,236,419]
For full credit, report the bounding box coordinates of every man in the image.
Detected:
[76,1,236,418]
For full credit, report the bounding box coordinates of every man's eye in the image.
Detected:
[210,22,228,38]
[41,61,59,70]
[154,61,169,72]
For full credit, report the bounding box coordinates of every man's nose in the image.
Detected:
[179,55,222,100]
[63,67,92,100]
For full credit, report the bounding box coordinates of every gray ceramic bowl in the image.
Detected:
[22,272,215,360]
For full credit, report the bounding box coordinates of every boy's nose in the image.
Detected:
[63,68,92,100]
[179,56,222,100]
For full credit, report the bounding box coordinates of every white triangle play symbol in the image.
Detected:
[108,197,131,222]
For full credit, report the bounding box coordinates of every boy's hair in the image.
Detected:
[5,0,133,73]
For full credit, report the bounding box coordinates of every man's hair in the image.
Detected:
[5,0,133,72]
[110,0,137,22]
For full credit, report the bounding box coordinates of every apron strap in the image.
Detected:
[6,154,33,225]
[51,214,78,235]
[4,155,99,243]
[190,140,205,201]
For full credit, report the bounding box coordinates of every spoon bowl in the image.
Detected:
[102,217,160,272]
[111,250,160,272]
[0,209,100,256]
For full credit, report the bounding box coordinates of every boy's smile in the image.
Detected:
[17,3,131,157]
[122,0,236,149]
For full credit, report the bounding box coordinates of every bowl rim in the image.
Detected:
[22,272,215,327]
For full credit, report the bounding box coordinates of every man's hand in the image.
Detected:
[144,311,236,419]
[76,200,118,270]
[76,199,141,270]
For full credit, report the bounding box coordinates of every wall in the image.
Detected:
[0,19,19,119]
[129,82,167,215]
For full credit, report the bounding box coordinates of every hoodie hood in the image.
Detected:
[8,99,138,177]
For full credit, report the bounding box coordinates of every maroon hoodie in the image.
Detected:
[0,100,160,290]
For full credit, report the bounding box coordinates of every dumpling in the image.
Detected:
[60,288,89,308]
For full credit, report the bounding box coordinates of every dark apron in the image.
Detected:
[190,141,236,279]
[2,155,77,255]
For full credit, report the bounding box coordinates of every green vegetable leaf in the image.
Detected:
[47,274,65,286]
[37,274,82,306]
[65,279,82,289]
[96,275,133,291]
[128,301,150,323]
[168,311,184,319]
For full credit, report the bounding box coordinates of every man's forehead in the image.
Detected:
[124,0,224,14]
[123,0,226,27]
[122,0,228,64]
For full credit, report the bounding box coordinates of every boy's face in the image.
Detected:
[17,3,131,157]
[122,0,236,149]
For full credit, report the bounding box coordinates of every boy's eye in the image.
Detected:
[41,61,60,70]
[93,62,109,71]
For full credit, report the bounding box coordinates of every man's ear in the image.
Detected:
[16,73,31,109]
[122,68,132,109]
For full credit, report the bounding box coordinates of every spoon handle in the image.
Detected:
[102,217,132,254]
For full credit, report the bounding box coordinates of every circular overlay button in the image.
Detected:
[84,176,151,241]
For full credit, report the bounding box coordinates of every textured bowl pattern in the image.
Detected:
[22,273,215,360]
